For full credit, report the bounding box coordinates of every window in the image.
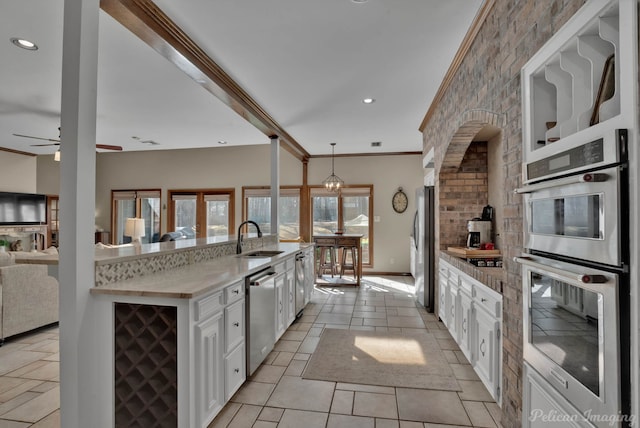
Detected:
[311,186,373,266]
[243,187,300,241]
[168,189,234,239]
[112,190,161,244]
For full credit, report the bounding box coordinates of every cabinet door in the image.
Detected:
[458,290,473,363]
[286,269,296,326]
[225,343,246,401]
[225,299,244,353]
[473,305,500,401]
[275,273,286,340]
[448,285,459,340]
[438,267,449,326]
[194,312,224,428]
[303,248,315,305]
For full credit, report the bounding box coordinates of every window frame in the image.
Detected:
[168,188,235,239]
[242,186,302,241]
[111,189,162,244]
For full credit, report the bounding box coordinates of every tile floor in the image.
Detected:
[0,276,502,428]
[212,276,502,428]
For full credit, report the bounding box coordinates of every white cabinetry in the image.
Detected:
[303,246,315,306]
[274,272,286,340]
[438,258,502,403]
[193,279,246,427]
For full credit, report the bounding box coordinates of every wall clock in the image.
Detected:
[392,187,408,213]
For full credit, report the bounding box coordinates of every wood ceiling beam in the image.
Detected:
[100,0,310,161]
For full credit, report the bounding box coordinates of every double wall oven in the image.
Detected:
[516,129,630,425]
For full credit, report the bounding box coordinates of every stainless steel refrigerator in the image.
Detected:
[411,186,435,312]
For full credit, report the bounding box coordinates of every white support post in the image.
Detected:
[59,0,103,426]
[270,136,280,238]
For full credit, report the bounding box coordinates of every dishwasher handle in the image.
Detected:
[250,270,276,286]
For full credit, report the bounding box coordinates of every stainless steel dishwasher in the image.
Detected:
[294,252,306,317]
[245,267,277,376]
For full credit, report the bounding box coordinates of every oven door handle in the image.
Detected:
[514,172,609,194]
[514,256,608,284]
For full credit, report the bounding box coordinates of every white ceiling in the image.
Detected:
[1,0,483,157]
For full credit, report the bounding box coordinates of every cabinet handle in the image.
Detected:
[234,368,240,373]
[233,289,239,294]
[481,298,487,303]
[480,338,486,357]
[233,322,240,327]
[462,318,467,333]
[451,305,455,317]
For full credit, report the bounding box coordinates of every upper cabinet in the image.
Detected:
[521,0,638,178]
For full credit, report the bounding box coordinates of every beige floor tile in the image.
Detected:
[396,388,471,426]
[450,364,481,381]
[363,318,388,327]
[297,336,320,353]
[227,403,261,428]
[252,421,277,428]
[442,350,459,365]
[327,413,375,428]
[436,338,460,351]
[0,392,39,416]
[29,382,59,394]
[350,318,364,326]
[21,340,58,354]
[273,340,301,353]
[272,351,295,366]
[462,400,497,427]
[0,352,49,377]
[454,351,471,365]
[0,379,42,403]
[291,322,313,332]
[387,316,425,328]
[230,381,275,406]
[315,313,353,324]
[284,359,307,376]
[266,376,335,412]
[41,354,59,363]
[457,380,494,402]
[250,364,286,384]
[307,327,324,337]
[278,409,328,428]
[30,409,60,428]
[431,330,453,339]
[375,418,400,428]
[1,386,60,423]
[0,418,30,427]
[353,311,388,319]
[330,389,354,414]
[395,308,420,316]
[293,352,310,361]
[399,422,424,428]
[208,402,240,427]
[297,315,317,324]
[483,402,503,427]
[281,330,308,341]
[349,325,376,331]
[8,362,58,382]
[257,406,284,422]
[329,304,355,314]
[353,391,398,419]
[336,383,395,395]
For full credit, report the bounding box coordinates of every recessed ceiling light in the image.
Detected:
[10,37,38,51]
[218,140,228,145]
[362,98,375,104]
[351,0,369,3]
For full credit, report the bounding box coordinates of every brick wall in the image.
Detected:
[421,0,587,425]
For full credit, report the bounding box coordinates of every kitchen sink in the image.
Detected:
[240,250,284,258]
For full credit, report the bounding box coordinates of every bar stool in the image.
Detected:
[340,245,357,278]
[317,245,337,277]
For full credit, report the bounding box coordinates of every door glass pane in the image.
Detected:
[206,200,229,237]
[343,195,370,264]
[279,196,299,240]
[312,196,338,235]
[115,199,136,244]
[529,272,601,395]
[174,198,196,239]
[247,196,271,235]
[531,195,602,238]
[140,197,161,243]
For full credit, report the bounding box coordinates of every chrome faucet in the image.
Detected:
[236,220,263,254]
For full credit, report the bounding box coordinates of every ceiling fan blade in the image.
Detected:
[30,143,60,147]
[13,133,61,143]
[96,144,123,151]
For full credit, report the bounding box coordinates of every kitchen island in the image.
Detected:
[63,235,312,428]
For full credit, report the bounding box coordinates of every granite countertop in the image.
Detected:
[90,242,311,299]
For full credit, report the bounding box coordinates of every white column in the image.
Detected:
[59,0,103,426]
[270,136,280,237]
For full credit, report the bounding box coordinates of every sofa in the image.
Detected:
[0,251,59,343]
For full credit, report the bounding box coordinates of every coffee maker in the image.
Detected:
[467,218,492,248]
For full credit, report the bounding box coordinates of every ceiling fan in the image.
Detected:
[12,129,123,151]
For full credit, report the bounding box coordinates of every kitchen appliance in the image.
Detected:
[412,186,435,312]
[245,266,277,376]
[294,252,306,317]
[466,219,491,248]
[516,129,630,425]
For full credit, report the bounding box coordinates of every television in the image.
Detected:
[0,192,47,225]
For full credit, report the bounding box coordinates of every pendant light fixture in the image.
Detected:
[323,143,344,192]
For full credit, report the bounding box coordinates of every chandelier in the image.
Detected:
[322,143,344,192]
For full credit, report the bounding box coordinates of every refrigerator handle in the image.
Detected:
[413,210,418,250]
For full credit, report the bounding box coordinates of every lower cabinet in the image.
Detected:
[194,312,224,427]
[275,272,286,340]
[438,258,502,404]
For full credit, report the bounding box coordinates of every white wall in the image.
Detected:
[0,151,38,192]
[308,154,423,273]
[32,146,422,273]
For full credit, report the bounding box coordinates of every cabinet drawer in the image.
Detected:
[225,281,245,304]
[225,343,245,401]
[225,299,245,352]
[195,291,224,322]
[474,283,501,319]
